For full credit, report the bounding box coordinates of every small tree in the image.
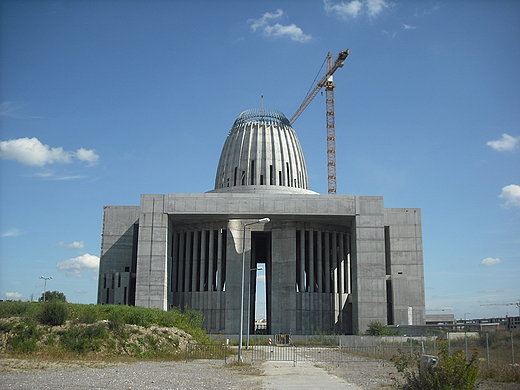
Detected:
[38,290,67,303]
[366,320,398,336]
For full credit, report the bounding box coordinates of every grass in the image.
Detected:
[0,301,211,361]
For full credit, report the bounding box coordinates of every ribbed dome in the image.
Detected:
[210,109,316,194]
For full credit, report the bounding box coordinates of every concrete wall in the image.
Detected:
[135,195,170,310]
[97,205,140,305]
[384,208,425,325]
[351,197,387,334]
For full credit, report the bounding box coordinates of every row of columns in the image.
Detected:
[170,227,227,293]
[296,229,351,294]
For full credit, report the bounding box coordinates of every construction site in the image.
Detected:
[97,50,426,335]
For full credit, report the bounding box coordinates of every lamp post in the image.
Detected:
[238,218,270,363]
[39,276,53,302]
[247,266,263,349]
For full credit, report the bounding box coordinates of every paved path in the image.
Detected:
[259,360,362,390]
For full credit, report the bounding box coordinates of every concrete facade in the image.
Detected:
[98,109,425,334]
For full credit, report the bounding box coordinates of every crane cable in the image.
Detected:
[302,55,328,104]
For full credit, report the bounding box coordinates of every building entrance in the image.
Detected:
[250,232,271,335]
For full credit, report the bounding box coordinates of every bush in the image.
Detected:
[59,323,108,353]
[7,321,42,353]
[37,301,68,326]
[365,320,398,336]
[393,347,480,390]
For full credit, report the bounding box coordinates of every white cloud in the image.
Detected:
[249,10,312,43]
[258,275,266,284]
[366,0,389,17]
[56,241,85,250]
[403,24,417,29]
[499,184,520,208]
[0,137,99,167]
[5,292,24,300]
[56,253,100,276]
[76,147,100,165]
[487,133,520,152]
[480,257,501,266]
[324,0,363,18]
[478,289,503,294]
[324,0,390,19]
[1,228,22,237]
[249,9,283,31]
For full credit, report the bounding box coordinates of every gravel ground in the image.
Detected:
[1,357,519,390]
[0,360,262,390]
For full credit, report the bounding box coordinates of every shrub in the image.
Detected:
[365,320,398,336]
[76,306,98,324]
[37,301,68,326]
[7,321,42,353]
[59,323,108,353]
[393,347,480,390]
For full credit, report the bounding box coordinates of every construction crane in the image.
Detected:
[290,49,350,194]
[480,300,520,316]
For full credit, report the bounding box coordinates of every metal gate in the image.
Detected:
[250,345,383,365]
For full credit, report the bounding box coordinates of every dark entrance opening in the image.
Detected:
[250,231,271,335]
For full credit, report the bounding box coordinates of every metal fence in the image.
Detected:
[185,343,229,362]
[186,331,519,370]
[250,345,395,365]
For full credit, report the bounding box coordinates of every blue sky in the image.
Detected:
[1,0,519,321]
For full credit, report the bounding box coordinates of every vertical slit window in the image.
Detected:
[270,165,274,185]
[384,226,391,275]
[250,160,255,185]
[234,167,238,186]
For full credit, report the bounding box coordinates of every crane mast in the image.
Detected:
[290,49,349,194]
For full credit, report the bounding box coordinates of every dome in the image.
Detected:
[210,109,316,194]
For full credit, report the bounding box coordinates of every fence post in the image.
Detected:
[486,332,490,370]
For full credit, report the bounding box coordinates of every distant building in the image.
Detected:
[98,109,426,334]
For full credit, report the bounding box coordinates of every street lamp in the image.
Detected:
[247,266,263,349]
[238,218,270,363]
[39,276,53,302]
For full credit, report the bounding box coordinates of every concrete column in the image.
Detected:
[324,231,330,293]
[345,234,352,294]
[192,230,199,291]
[299,229,305,292]
[208,229,215,291]
[339,232,345,293]
[308,229,315,292]
[332,232,338,294]
[177,232,185,292]
[316,230,323,293]
[171,231,179,293]
[216,229,223,291]
[200,229,207,291]
[184,231,192,292]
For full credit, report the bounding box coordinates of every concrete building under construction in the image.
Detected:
[97,108,426,335]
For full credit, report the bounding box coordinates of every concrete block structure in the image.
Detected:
[98,109,425,334]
